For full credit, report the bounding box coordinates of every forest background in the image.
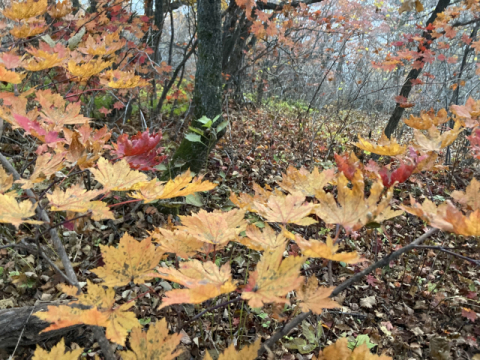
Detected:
[0,0,479,358]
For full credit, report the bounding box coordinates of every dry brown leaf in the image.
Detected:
[91,233,164,287]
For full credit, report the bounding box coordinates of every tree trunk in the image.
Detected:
[166,0,223,177]
[384,0,451,138]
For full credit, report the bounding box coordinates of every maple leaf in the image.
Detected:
[130,170,217,203]
[0,65,25,84]
[314,171,402,232]
[37,280,139,345]
[0,194,43,228]
[178,209,247,246]
[378,159,416,187]
[120,318,184,360]
[404,108,449,130]
[102,70,149,88]
[10,22,48,39]
[47,184,112,221]
[154,261,237,309]
[24,51,66,72]
[277,166,335,197]
[91,233,164,287]
[90,157,149,192]
[229,182,274,212]
[0,53,23,69]
[315,337,392,359]
[48,0,72,19]
[413,121,462,152]
[462,307,477,322]
[242,245,304,308]
[294,235,361,264]
[451,178,480,211]
[254,192,317,226]
[3,0,48,20]
[149,228,205,258]
[355,132,406,156]
[204,338,262,360]
[16,152,65,189]
[0,165,13,194]
[67,59,113,83]
[335,152,363,181]
[296,277,339,314]
[237,224,287,251]
[32,338,83,360]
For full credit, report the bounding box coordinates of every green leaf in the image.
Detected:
[216,120,229,133]
[185,193,203,207]
[185,133,203,143]
[188,126,204,136]
[348,334,377,350]
[301,321,317,344]
[197,116,212,126]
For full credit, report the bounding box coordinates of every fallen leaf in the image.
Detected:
[296,277,339,314]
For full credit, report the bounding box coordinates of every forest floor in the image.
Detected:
[0,104,479,360]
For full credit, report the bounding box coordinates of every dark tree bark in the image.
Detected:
[166,0,223,177]
[384,0,451,138]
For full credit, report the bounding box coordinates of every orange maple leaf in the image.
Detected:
[15,152,65,189]
[204,338,262,360]
[67,59,113,83]
[120,318,184,360]
[0,65,25,84]
[0,165,13,194]
[296,277,340,315]
[91,233,164,287]
[90,157,149,192]
[24,51,66,72]
[413,121,462,152]
[102,70,149,89]
[242,245,305,308]
[294,234,361,264]
[277,166,335,197]
[404,108,449,130]
[32,338,83,360]
[254,192,317,226]
[131,170,217,203]
[229,182,274,212]
[48,0,72,19]
[355,132,406,156]
[154,261,237,309]
[451,178,480,211]
[315,337,392,359]
[10,22,48,39]
[178,209,247,246]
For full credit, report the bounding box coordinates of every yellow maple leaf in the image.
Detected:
[451,178,480,211]
[0,165,13,194]
[48,0,72,19]
[178,209,247,246]
[90,157,149,192]
[404,108,449,130]
[229,182,274,212]
[37,280,139,345]
[149,228,204,258]
[67,59,113,83]
[120,318,184,360]
[413,121,463,152]
[24,51,66,72]
[130,170,217,203]
[154,261,237,309]
[91,233,164,287]
[294,235,360,264]
[3,0,48,20]
[103,70,149,89]
[47,184,113,221]
[236,223,287,251]
[314,171,402,232]
[277,166,335,197]
[32,338,83,360]
[16,152,65,189]
[204,338,262,360]
[241,245,305,308]
[0,65,25,84]
[315,337,392,359]
[78,33,125,56]
[10,22,48,39]
[355,132,406,156]
[296,277,340,314]
[254,191,317,226]
[0,194,43,228]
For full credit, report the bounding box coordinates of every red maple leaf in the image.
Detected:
[462,308,477,322]
[334,153,360,181]
[379,159,416,187]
